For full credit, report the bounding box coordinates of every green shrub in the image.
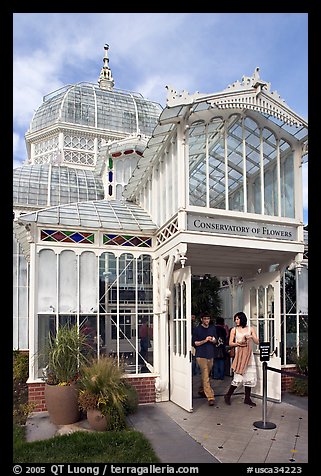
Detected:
[13,351,30,425]
[289,377,308,396]
[13,351,29,383]
[288,343,308,396]
[43,325,89,385]
[123,381,139,415]
[78,356,128,426]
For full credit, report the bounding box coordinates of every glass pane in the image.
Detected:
[182,282,186,356]
[263,128,278,215]
[59,250,77,313]
[286,315,297,364]
[99,252,117,313]
[267,284,275,350]
[280,141,294,218]
[138,313,153,373]
[250,287,257,320]
[189,121,206,207]
[208,118,225,209]
[177,284,181,355]
[79,252,97,313]
[97,252,153,374]
[37,249,57,312]
[298,267,308,314]
[245,117,261,213]
[173,285,177,354]
[258,285,265,319]
[227,115,243,212]
[80,315,97,358]
[37,314,56,377]
[299,315,308,349]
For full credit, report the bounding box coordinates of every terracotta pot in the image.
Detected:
[87,409,109,431]
[45,383,80,425]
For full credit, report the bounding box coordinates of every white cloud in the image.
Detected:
[13,132,27,168]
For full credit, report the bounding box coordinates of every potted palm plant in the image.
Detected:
[78,356,129,431]
[42,324,89,425]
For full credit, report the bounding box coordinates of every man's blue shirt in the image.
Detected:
[192,324,217,359]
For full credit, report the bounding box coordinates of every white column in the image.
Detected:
[154,256,170,402]
[27,243,37,382]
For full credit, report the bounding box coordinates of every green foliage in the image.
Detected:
[289,378,308,396]
[13,402,37,425]
[13,351,31,425]
[289,343,308,376]
[44,325,89,385]
[191,275,222,321]
[78,390,99,411]
[123,381,139,415]
[295,345,308,376]
[289,343,308,396]
[13,428,160,463]
[13,423,26,447]
[78,356,128,424]
[13,351,29,382]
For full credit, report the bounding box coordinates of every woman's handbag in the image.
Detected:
[227,346,235,358]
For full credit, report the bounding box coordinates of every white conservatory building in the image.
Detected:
[13,46,308,412]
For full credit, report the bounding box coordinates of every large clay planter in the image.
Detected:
[45,383,80,425]
[87,409,109,431]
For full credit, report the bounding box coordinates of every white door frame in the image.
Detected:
[243,271,281,402]
[169,266,193,411]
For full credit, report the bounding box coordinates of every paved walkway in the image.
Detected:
[128,376,308,464]
[25,376,308,464]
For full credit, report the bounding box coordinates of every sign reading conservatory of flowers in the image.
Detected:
[187,214,297,241]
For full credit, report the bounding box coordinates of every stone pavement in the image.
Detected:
[25,375,308,464]
[155,376,308,464]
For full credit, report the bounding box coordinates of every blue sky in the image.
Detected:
[13,12,308,224]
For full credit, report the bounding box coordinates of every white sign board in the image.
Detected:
[187,214,297,241]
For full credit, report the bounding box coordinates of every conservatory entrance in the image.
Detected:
[168,243,285,412]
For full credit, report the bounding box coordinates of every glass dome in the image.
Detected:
[29,82,162,137]
[13,164,104,208]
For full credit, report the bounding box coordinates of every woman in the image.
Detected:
[224,311,259,406]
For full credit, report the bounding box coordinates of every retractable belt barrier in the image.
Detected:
[253,342,307,430]
[253,342,276,429]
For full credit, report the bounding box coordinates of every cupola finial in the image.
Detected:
[98,44,115,90]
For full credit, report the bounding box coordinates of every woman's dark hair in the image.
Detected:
[216,317,224,325]
[234,311,247,328]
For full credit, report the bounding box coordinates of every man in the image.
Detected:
[192,313,217,406]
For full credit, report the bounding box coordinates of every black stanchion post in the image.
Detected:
[253,342,276,430]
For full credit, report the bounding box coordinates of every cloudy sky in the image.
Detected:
[13,12,308,223]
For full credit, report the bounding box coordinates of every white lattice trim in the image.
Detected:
[156,217,179,245]
[208,90,305,127]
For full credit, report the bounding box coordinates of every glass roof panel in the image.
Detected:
[261,112,307,136]
[19,200,156,233]
[159,105,186,122]
[13,164,104,207]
